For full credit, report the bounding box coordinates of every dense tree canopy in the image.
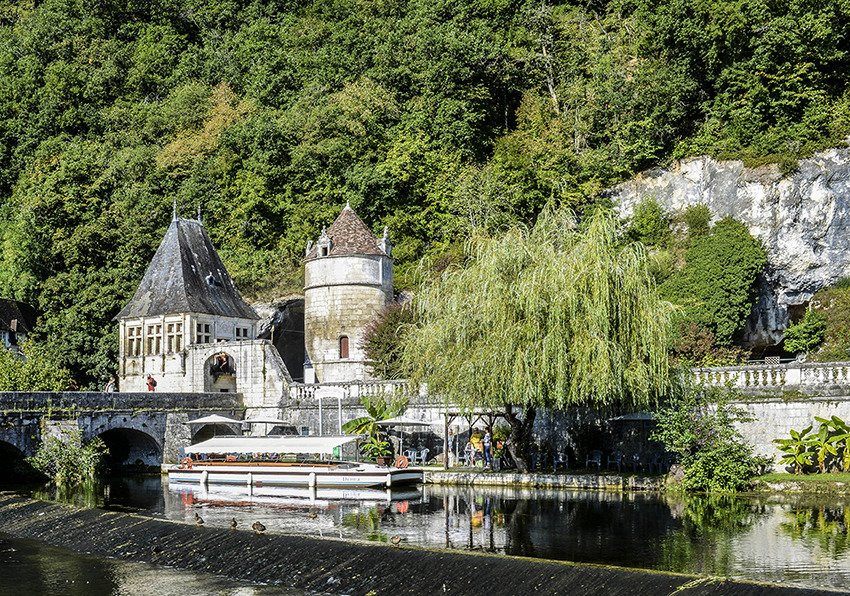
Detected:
[0,0,847,385]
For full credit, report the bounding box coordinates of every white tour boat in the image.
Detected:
[167,435,424,489]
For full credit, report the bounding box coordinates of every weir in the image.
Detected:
[0,495,832,596]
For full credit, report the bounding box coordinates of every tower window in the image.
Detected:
[321,246,329,257]
[339,335,349,359]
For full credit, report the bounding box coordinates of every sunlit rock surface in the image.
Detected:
[609,144,850,347]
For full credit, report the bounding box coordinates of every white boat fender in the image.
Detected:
[308,472,317,488]
[385,472,392,488]
[200,470,209,486]
[247,472,253,487]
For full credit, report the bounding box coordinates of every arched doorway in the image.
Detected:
[204,352,237,393]
[96,428,162,472]
[0,440,40,484]
[191,423,237,444]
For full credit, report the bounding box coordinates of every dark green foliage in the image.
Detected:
[627,197,670,247]
[660,218,767,346]
[652,386,765,492]
[29,429,107,486]
[0,0,848,385]
[682,205,711,241]
[362,302,415,380]
[808,285,850,362]
[784,309,827,355]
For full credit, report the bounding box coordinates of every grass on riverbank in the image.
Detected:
[758,472,850,484]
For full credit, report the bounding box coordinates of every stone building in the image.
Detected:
[303,203,393,383]
[115,212,291,408]
[0,299,36,357]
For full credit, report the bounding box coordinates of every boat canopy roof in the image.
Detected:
[184,435,360,455]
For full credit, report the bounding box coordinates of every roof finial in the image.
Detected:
[172,199,178,222]
[197,204,202,225]
[345,200,351,210]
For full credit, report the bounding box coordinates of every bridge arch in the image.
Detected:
[95,428,162,471]
[0,439,40,483]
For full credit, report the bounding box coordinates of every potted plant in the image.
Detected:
[361,436,393,466]
[342,395,408,464]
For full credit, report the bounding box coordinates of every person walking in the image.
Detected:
[483,429,492,468]
[146,374,157,392]
[104,376,116,392]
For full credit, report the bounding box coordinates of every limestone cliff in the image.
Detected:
[607,144,850,348]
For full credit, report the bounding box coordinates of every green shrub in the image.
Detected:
[0,341,73,391]
[682,204,711,241]
[652,386,764,492]
[808,285,850,361]
[362,303,415,379]
[660,218,767,345]
[671,322,750,367]
[784,309,827,354]
[627,197,671,247]
[28,429,107,486]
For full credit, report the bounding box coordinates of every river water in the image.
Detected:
[9,477,850,592]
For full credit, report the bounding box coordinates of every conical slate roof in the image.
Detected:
[305,204,386,259]
[116,217,258,321]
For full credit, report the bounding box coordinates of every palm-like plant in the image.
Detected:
[811,423,840,473]
[774,425,814,475]
[342,395,408,461]
[816,416,850,472]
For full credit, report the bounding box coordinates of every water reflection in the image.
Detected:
[24,477,850,590]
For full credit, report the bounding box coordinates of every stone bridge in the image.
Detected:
[0,392,242,476]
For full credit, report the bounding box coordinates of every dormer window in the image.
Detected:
[317,227,331,257]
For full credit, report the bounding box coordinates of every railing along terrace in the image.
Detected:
[289,379,415,402]
[693,361,850,389]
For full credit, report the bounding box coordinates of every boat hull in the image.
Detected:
[167,464,423,489]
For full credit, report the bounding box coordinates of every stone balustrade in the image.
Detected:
[693,361,850,392]
[288,379,416,404]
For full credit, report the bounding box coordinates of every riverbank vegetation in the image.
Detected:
[1,0,849,387]
[28,429,107,486]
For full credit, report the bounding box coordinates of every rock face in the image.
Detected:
[608,146,850,347]
[254,297,305,382]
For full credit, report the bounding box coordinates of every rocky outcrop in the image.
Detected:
[253,296,305,381]
[608,144,850,347]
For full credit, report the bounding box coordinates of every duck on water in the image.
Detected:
[167,435,424,489]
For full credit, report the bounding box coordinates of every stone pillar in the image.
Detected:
[163,412,192,464]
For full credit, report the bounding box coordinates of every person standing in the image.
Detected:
[447,429,456,467]
[104,376,116,392]
[483,429,492,468]
[146,374,157,392]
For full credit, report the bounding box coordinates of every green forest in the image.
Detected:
[1,0,849,387]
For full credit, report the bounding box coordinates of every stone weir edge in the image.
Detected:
[0,495,835,596]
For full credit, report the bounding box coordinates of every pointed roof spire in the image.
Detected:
[305,204,387,259]
[345,200,351,210]
[172,199,178,222]
[197,204,202,225]
[115,217,258,321]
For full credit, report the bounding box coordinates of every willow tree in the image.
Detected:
[401,207,675,471]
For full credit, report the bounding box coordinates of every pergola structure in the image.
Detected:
[441,409,506,470]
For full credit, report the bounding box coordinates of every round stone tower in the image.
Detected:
[303,203,393,383]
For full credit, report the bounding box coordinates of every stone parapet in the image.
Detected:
[0,391,241,412]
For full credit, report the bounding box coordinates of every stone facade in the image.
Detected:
[303,205,393,383]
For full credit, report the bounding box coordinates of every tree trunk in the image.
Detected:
[504,404,536,472]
